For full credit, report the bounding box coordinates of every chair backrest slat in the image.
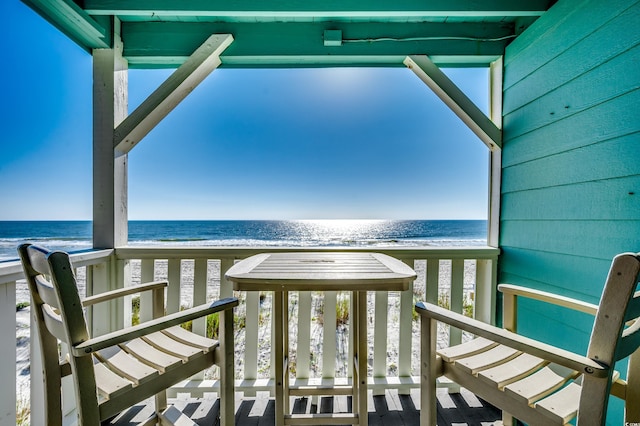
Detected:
[25,244,53,276]
[42,304,68,343]
[34,275,60,309]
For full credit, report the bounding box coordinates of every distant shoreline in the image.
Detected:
[1,219,488,261]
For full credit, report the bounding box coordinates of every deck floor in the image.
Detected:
[109,388,501,425]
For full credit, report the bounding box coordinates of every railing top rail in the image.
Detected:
[1,245,500,285]
[0,249,114,284]
[113,245,500,260]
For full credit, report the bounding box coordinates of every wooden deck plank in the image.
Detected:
[109,388,500,425]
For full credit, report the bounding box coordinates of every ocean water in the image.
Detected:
[0,219,487,261]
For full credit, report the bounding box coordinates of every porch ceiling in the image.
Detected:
[22,0,555,68]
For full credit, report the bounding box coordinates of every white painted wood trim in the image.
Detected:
[244,291,259,382]
[92,19,128,249]
[449,259,464,346]
[373,291,389,390]
[297,292,312,379]
[404,55,502,150]
[487,56,503,247]
[0,282,17,425]
[192,259,208,337]
[475,259,497,325]
[167,259,181,314]
[323,291,338,378]
[114,34,234,154]
[398,259,415,381]
[140,259,155,323]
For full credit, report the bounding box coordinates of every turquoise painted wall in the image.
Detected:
[500,0,640,422]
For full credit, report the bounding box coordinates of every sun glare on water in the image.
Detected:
[293,219,387,244]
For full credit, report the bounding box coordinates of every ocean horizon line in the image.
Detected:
[0,219,488,261]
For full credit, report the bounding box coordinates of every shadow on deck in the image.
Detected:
[109,388,500,426]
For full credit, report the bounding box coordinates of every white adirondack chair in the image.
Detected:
[19,244,238,426]
[417,252,640,425]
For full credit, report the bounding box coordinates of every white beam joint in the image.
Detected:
[114,34,234,154]
[404,55,502,150]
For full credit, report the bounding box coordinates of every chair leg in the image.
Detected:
[626,350,640,422]
[219,307,235,426]
[420,315,437,426]
[155,390,168,414]
[502,411,514,425]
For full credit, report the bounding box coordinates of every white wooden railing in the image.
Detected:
[1,246,499,425]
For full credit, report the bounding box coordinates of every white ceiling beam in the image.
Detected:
[404,55,502,150]
[113,34,233,154]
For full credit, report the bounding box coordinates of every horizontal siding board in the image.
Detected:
[500,176,640,221]
[499,248,615,300]
[499,220,640,260]
[513,300,592,353]
[504,3,640,114]
[503,0,587,72]
[502,89,640,168]
[503,42,640,134]
[504,0,638,89]
[502,133,640,192]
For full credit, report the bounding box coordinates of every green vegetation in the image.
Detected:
[130,296,245,339]
[16,387,29,426]
[336,293,349,326]
[16,301,30,312]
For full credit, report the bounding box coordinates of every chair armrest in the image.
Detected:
[72,297,239,357]
[81,281,168,307]
[415,301,608,378]
[498,283,598,315]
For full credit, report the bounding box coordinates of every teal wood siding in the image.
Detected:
[500,0,640,421]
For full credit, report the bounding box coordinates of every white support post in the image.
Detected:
[114,34,234,154]
[404,55,502,151]
[488,57,503,248]
[93,19,128,250]
[475,259,497,325]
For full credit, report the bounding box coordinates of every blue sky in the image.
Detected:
[2,0,490,221]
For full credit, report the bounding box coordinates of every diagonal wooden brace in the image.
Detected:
[114,34,234,155]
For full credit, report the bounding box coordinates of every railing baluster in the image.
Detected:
[475,259,496,324]
[1,281,16,425]
[296,291,312,379]
[373,290,388,395]
[323,291,337,379]
[426,259,439,305]
[244,291,260,383]
[398,258,415,393]
[167,258,181,314]
[140,259,154,323]
[450,259,464,347]
[219,258,234,299]
[192,258,208,336]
